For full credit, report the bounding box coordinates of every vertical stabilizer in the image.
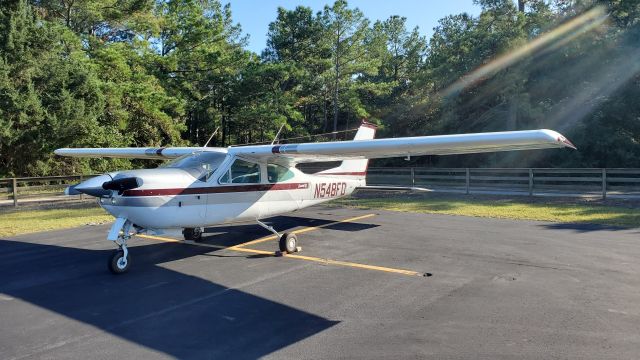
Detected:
[318,120,377,178]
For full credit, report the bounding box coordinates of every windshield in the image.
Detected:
[162,152,227,181]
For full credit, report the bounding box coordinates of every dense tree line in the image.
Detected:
[0,0,638,176]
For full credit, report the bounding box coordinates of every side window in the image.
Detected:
[267,164,295,183]
[219,159,261,184]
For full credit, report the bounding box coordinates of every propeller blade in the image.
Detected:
[73,174,113,197]
[64,184,82,196]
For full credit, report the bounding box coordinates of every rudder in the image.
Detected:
[319,120,377,178]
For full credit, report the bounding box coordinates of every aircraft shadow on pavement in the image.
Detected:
[0,216,365,358]
[201,215,379,248]
[540,222,637,233]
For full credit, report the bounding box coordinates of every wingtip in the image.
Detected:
[556,134,577,150]
[54,148,74,156]
[540,129,576,150]
[562,138,577,150]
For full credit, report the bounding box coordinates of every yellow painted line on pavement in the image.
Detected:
[137,234,182,243]
[228,213,377,249]
[138,213,376,249]
[230,247,421,276]
[136,213,423,276]
[137,234,227,249]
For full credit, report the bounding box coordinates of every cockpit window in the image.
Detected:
[267,163,295,183]
[219,159,261,184]
[162,152,226,181]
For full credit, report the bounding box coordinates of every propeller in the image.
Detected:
[64,184,83,196]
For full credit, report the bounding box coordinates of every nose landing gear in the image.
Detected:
[109,243,131,274]
[106,217,135,274]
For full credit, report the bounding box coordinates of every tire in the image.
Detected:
[183,227,203,242]
[279,233,297,254]
[108,250,131,274]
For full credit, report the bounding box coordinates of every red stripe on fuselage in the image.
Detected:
[123,182,309,197]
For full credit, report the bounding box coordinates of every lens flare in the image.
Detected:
[439,6,609,98]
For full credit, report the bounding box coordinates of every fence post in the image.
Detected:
[12,178,17,207]
[410,168,415,187]
[465,168,470,194]
[528,169,534,196]
[602,168,607,199]
[79,175,84,200]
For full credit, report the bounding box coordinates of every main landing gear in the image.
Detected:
[256,220,300,255]
[279,233,298,254]
[182,227,203,242]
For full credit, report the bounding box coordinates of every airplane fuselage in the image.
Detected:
[98,165,364,231]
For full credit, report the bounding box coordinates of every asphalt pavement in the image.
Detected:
[1,206,640,359]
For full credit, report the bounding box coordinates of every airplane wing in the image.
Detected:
[55,129,575,162]
[229,129,576,163]
[54,147,206,159]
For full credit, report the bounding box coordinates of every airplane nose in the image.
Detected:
[71,174,113,197]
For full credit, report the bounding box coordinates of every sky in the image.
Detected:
[227,0,481,54]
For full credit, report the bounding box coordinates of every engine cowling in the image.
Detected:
[102,177,143,193]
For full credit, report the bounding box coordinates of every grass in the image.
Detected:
[334,194,640,228]
[2,193,640,238]
[0,207,112,237]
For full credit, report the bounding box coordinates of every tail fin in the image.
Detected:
[319,120,377,178]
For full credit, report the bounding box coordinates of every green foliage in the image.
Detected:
[36,0,153,39]
[1,0,640,176]
[151,0,250,146]
[0,0,105,176]
[92,42,186,146]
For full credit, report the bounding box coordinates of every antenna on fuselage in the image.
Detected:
[203,127,220,148]
[271,124,285,145]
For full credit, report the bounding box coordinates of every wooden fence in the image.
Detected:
[2,168,640,207]
[0,175,98,207]
[365,168,640,199]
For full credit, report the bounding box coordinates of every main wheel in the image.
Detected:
[108,250,131,274]
[279,233,297,254]
[183,227,203,242]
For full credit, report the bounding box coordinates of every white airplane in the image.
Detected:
[56,121,575,274]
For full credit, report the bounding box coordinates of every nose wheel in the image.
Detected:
[106,218,134,274]
[108,248,131,274]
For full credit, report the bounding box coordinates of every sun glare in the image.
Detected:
[440,6,608,98]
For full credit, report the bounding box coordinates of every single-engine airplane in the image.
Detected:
[56,121,575,274]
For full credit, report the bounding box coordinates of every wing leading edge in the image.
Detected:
[53,147,216,159]
[55,129,575,162]
[229,129,575,162]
